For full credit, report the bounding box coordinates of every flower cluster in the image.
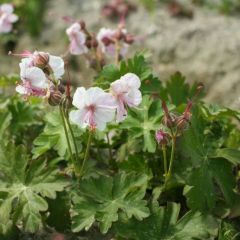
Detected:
[13,48,142,131]
[13,51,64,98]
[66,21,134,59]
[0,3,18,33]
[70,73,142,131]
[97,26,134,57]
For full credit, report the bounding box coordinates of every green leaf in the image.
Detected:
[161,72,202,106]
[184,154,240,213]
[178,105,240,212]
[114,202,218,240]
[32,110,82,158]
[95,53,162,94]
[71,172,149,234]
[0,142,68,233]
[121,95,164,153]
[218,220,240,240]
[213,148,240,165]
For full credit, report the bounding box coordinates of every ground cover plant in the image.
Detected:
[1,1,240,239]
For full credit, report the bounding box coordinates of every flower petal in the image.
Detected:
[72,87,87,109]
[69,109,88,128]
[49,55,65,79]
[121,73,141,89]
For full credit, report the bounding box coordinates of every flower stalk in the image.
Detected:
[79,130,93,177]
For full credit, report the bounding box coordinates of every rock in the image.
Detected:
[2,0,240,108]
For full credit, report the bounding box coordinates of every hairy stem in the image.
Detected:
[115,40,120,65]
[79,130,93,177]
[64,109,79,162]
[162,145,168,179]
[106,133,113,163]
[167,135,176,181]
[59,105,74,164]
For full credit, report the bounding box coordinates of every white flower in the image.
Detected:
[16,58,49,97]
[17,51,65,79]
[97,27,129,56]
[66,22,88,55]
[69,87,117,130]
[110,73,142,122]
[0,3,18,33]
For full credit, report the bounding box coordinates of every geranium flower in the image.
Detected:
[70,87,117,130]
[13,50,64,80]
[66,22,88,55]
[16,59,50,97]
[0,3,18,33]
[155,130,169,145]
[97,27,129,57]
[110,73,142,122]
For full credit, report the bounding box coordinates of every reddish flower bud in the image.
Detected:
[176,101,192,130]
[33,52,49,67]
[101,36,113,46]
[58,84,65,94]
[48,91,63,106]
[85,39,92,49]
[113,29,124,40]
[91,38,98,48]
[124,34,134,44]
[155,130,169,145]
[79,20,86,30]
[162,101,174,128]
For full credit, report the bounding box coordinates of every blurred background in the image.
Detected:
[1,0,240,109]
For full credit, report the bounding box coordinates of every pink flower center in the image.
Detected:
[85,105,96,129]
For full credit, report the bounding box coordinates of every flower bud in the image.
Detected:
[101,36,113,46]
[85,39,92,49]
[155,130,169,145]
[162,101,174,128]
[175,101,192,131]
[33,52,49,67]
[124,34,134,44]
[48,91,63,106]
[79,20,86,30]
[113,29,124,40]
[91,38,98,48]
[58,83,65,94]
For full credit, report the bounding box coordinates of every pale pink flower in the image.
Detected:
[0,3,18,33]
[97,27,129,57]
[110,73,142,122]
[66,22,88,55]
[69,87,117,131]
[16,51,65,79]
[16,59,50,97]
[155,130,169,145]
